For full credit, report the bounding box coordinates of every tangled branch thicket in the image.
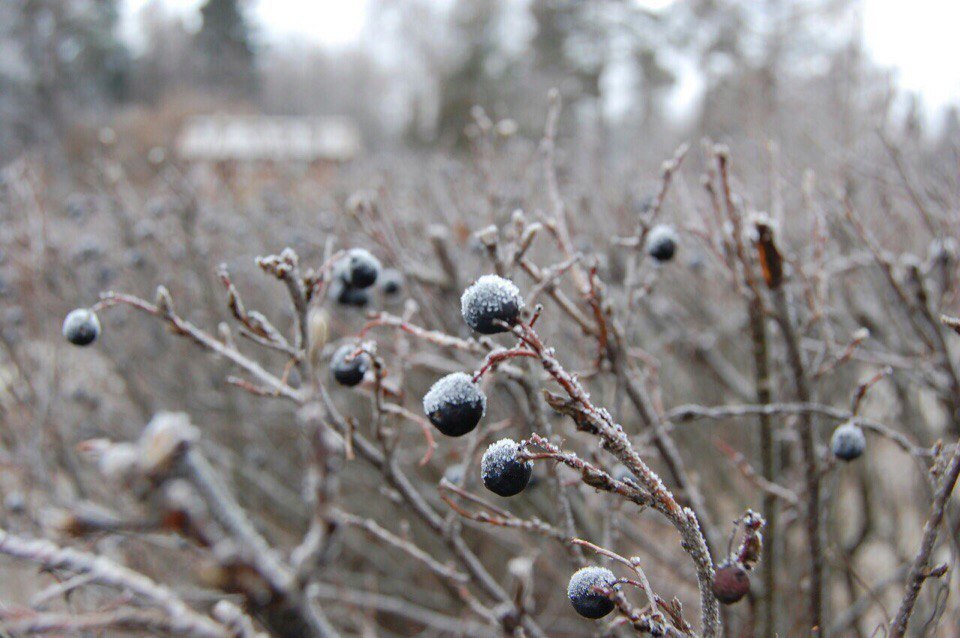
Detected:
[1,94,959,637]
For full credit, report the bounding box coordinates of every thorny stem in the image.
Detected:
[717,145,812,636]
[520,434,653,508]
[0,529,232,638]
[770,283,823,635]
[92,286,536,636]
[94,290,305,403]
[509,322,721,636]
[181,448,340,638]
[315,386,549,638]
[748,222,777,637]
[889,316,960,636]
[472,346,538,382]
[888,441,960,637]
[607,315,720,554]
[541,89,589,295]
[571,538,662,618]
[665,401,930,458]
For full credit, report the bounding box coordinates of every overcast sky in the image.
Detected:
[120,0,960,116]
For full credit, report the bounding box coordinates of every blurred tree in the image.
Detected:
[259,44,391,143]
[130,1,198,104]
[435,0,508,145]
[530,0,602,105]
[0,0,130,161]
[195,0,257,98]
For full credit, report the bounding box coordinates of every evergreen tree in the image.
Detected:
[195,0,257,97]
[0,0,130,160]
[435,0,504,144]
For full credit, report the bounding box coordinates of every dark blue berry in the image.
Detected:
[461,275,524,334]
[646,224,679,262]
[342,249,381,289]
[831,422,866,461]
[568,566,617,619]
[380,268,403,296]
[481,439,532,497]
[422,372,486,437]
[329,278,370,308]
[62,309,101,346]
[330,344,369,387]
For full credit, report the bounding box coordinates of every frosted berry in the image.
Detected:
[330,344,369,387]
[481,439,532,497]
[342,248,381,289]
[831,421,866,461]
[422,372,486,437]
[443,463,466,485]
[329,278,370,308]
[380,268,404,296]
[461,275,524,334]
[567,566,617,619]
[712,562,750,604]
[62,308,101,346]
[646,224,679,262]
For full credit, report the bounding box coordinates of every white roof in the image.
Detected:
[176,115,361,162]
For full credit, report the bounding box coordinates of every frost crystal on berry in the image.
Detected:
[62,308,101,346]
[460,275,524,334]
[646,224,679,262]
[422,372,486,437]
[567,565,617,619]
[341,248,381,289]
[831,421,866,461]
[481,438,532,497]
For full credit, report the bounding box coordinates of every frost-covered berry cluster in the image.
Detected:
[330,248,382,308]
[342,248,381,288]
[423,275,526,437]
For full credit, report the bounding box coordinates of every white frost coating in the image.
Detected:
[332,343,367,369]
[831,422,866,459]
[460,275,524,329]
[98,443,139,481]
[481,438,529,480]
[138,412,199,474]
[62,308,101,338]
[422,372,486,415]
[567,565,616,599]
[646,224,679,248]
[346,248,381,271]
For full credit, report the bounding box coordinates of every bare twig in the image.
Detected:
[0,528,229,638]
[888,442,960,637]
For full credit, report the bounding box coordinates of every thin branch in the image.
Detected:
[888,442,960,637]
[0,528,229,638]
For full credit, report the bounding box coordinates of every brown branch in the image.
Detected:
[888,441,960,637]
[0,529,229,638]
